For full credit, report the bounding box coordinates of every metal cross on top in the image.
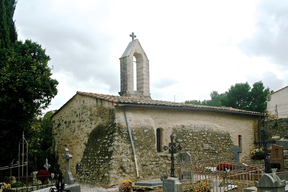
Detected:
[254,130,276,173]
[130,32,136,41]
[164,135,182,177]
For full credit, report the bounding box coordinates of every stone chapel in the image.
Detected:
[52,33,266,186]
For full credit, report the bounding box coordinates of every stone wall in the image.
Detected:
[116,106,259,161]
[76,113,118,185]
[53,96,261,186]
[52,95,115,176]
[75,106,236,186]
[76,123,170,186]
[261,118,288,139]
[173,125,234,160]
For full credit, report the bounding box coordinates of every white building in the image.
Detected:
[267,86,288,118]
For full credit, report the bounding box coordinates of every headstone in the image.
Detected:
[270,145,285,172]
[255,168,286,192]
[43,158,51,170]
[276,139,288,150]
[231,146,242,163]
[62,148,74,184]
[163,177,182,192]
[276,139,288,158]
[177,152,192,182]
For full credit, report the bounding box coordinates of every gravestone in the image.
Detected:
[276,140,288,150]
[255,168,286,192]
[62,148,74,184]
[44,159,51,170]
[163,177,182,192]
[276,139,288,157]
[177,152,192,182]
[231,146,242,163]
[270,145,285,172]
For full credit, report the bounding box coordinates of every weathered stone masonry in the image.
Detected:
[52,92,263,186]
[52,95,115,177]
[261,118,288,139]
[76,107,235,186]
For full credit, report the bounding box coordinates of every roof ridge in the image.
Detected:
[76,91,264,116]
[268,85,288,96]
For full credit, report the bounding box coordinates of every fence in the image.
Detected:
[175,158,264,192]
[0,174,57,192]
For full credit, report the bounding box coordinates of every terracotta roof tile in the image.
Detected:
[77,91,265,116]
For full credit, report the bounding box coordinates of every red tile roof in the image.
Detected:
[76,91,265,116]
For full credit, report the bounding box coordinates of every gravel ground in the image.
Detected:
[79,184,118,192]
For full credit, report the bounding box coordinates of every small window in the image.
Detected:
[238,135,242,148]
[156,128,164,152]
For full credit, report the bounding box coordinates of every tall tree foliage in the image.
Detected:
[28,111,59,172]
[0,0,58,171]
[221,82,251,110]
[248,81,270,113]
[0,0,17,48]
[185,81,271,113]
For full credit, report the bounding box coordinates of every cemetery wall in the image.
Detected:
[261,118,288,139]
[52,95,115,177]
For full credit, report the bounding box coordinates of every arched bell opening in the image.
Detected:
[133,52,144,92]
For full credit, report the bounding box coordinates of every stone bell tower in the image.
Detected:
[119,32,151,99]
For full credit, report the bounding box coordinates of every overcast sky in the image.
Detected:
[14,0,288,113]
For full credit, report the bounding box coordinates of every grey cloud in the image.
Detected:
[15,1,118,93]
[261,72,285,92]
[152,78,179,89]
[246,71,284,92]
[238,1,288,67]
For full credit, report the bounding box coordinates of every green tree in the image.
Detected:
[185,100,202,105]
[0,0,58,171]
[28,111,59,172]
[0,40,58,169]
[0,0,17,48]
[185,91,226,107]
[185,81,271,113]
[221,82,251,110]
[206,91,226,107]
[248,81,270,113]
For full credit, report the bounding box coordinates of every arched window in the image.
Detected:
[156,128,164,152]
[238,135,242,148]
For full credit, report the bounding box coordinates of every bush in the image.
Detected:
[193,181,211,192]
[119,180,133,192]
[250,148,264,159]
[11,182,25,188]
[1,183,11,191]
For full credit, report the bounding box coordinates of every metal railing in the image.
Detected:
[175,158,264,192]
[0,174,57,192]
